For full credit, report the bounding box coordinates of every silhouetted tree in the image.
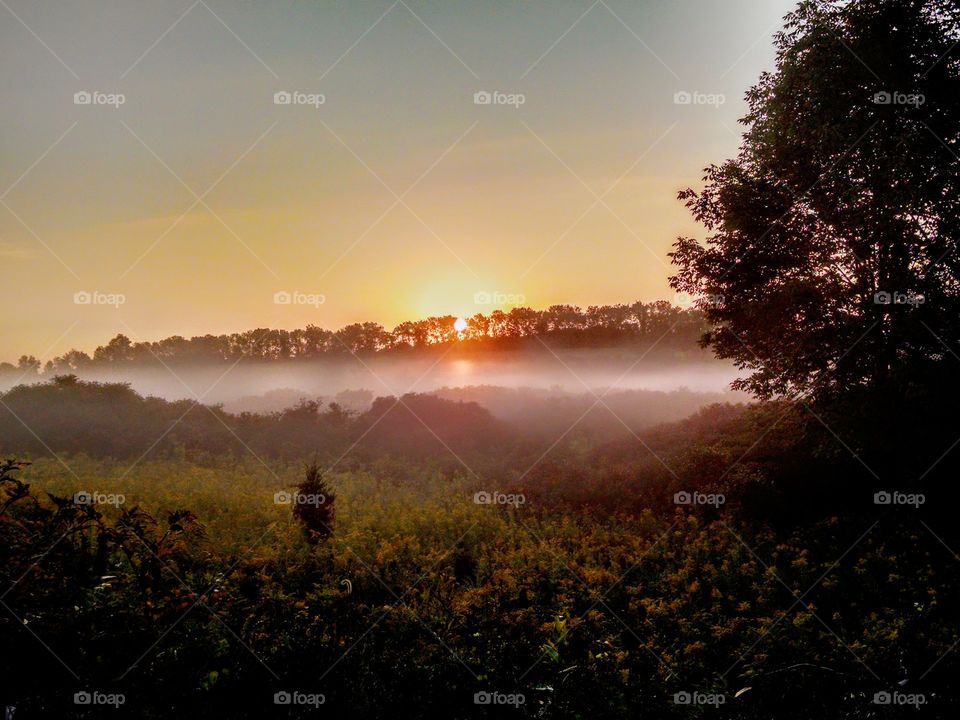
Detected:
[451,540,476,584]
[292,461,335,542]
[670,0,960,401]
[2,301,710,376]
[16,355,40,375]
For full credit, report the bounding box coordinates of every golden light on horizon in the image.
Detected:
[453,317,468,333]
[0,1,796,358]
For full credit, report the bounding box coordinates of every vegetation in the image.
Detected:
[3,420,959,718]
[2,1,958,717]
[0,301,707,378]
[670,0,960,402]
[669,0,960,517]
[291,461,336,543]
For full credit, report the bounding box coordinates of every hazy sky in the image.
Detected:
[0,0,795,360]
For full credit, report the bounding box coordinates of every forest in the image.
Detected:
[0,301,707,378]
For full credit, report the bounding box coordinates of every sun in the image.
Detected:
[453,317,468,333]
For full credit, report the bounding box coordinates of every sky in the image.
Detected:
[0,0,796,360]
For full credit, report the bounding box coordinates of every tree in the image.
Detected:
[4,301,708,374]
[464,313,491,340]
[334,322,391,354]
[391,319,430,348]
[670,0,960,401]
[44,349,92,374]
[505,307,541,337]
[425,315,458,344]
[544,304,586,332]
[16,355,40,375]
[93,334,135,364]
[292,461,335,542]
[335,388,373,412]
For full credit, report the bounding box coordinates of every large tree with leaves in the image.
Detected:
[670,0,960,402]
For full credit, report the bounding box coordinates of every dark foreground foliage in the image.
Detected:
[2,376,960,719]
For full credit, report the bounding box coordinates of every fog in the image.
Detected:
[6,348,745,417]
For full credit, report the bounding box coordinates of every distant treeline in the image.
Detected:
[0,375,505,462]
[1,301,706,375]
[1,375,946,526]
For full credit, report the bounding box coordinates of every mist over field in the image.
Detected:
[1,301,741,423]
[15,350,741,408]
[0,341,744,452]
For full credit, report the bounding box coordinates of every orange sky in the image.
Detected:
[0,0,795,360]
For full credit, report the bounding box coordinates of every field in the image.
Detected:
[4,440,959,718]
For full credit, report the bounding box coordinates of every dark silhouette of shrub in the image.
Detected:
[291,460,335,542]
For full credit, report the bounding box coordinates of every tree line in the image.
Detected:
[2,300,706,375]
